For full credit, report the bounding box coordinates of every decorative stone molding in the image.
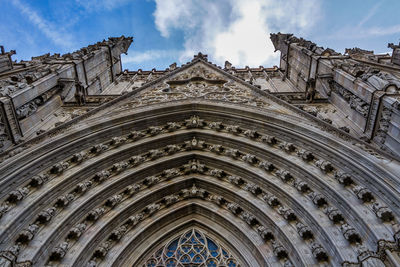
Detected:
[331,82,369,117]
[341,223,362,243]
[353,186,374,203]
[296,222,313,240]
[334,171,353,186]
[372,202,394,222]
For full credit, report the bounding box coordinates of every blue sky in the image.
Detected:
[1,0,399,70]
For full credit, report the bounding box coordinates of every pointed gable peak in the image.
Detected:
[192,52,208,62]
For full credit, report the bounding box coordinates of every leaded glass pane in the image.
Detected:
[143,229,240,266]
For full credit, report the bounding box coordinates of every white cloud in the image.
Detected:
[10,0,75,49]
[326,24,400,41]
[75,0,130,12]
[357,1,382,27]
[153,0,321,67]
[122,49,181,64]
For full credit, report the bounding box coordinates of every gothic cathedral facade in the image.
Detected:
[0,33,400,266]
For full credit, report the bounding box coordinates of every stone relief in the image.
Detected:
[331,82,370,117]
[118,65,271,110]
[0,115,398,266]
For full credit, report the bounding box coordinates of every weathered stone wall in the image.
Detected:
[0,36,133,151]
[271,33,400,158]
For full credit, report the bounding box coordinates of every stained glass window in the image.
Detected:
[144,229,240,267]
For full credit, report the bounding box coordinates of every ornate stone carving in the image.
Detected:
[294,179,310,193]
[110,137,126,147]
[244,182,262,195]
[67,223,87,240]
[353,186,374,202]
[93,170,111,183]
[109,225,128,241]
[261,135,277,145]
[180,184,207,199]
[185,115,204,128]
[374,106,393,146]
[227,203,242,215]
[184,137,205,150]
[278,206,296,221]
[296,150,314,161]
[241,153,258,164]
[310,242,328,261]
[162,168,180,179]
[166,122,181,131]
[71,151,88,163]
[341,223,361,243]
[227,175,244,186]
[315,160,334,173]
[183,160,205,174]
[74,181,93,194]
[225,148,240,159]
[163,194,179,206]
[17,224,39,243]
[262,193,280,207]
[208,121,223,131]
[93,241,112,259]
[334,171,353,186]
[105,194,123,208]
[50,161,69,174]
[325,207,344,223]
[55,194,74,208]
[0,244,21,267]
[310,192,328,207]
[7,187,29,203]
[111,161,129,172]
[276,170,292,182]
[239,211,257,226]
[126,213,144,226]
[0,204,10,218]
[257,225,274,241]
[29,174,49,187]
[258,161,275,171]
[50,242,69,261]
[205,169,223,180]
[148,149,164,160]
[372,202,394,222]
[127,131,144,140]
[243,129,259,139]
[129,155,145,166]
[211,195,225,206]
[145,203,161,215]
[165,144,181,154]
[209,144,224,154]
[86,207,106,221]
[272,241,288,259]
[226,125,241,135]
[279,142,296,153]
[148,126,163,136]
[296,222,313,239]
[143,176,160,187]
[124,184,141,196]
[331,82,369,117]
[90,144,109,154]
[36,207,56,224]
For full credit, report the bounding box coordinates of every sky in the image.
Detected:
[0,0,399,71]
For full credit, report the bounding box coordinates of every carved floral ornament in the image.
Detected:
[0,115,398,266]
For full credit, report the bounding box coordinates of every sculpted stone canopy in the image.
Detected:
[0,34,400,266]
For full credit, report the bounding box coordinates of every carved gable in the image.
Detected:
[116,61,272,111]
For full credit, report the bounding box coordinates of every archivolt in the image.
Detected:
[0,102,399,267]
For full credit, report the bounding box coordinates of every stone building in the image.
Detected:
[0,33,399,266]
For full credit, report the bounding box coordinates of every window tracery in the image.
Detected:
[144,228,240,267]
